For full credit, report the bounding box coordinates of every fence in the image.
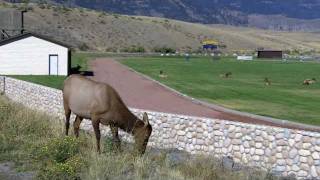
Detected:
[0,76,5,95]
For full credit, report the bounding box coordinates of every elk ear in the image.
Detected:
[143,112,149,126]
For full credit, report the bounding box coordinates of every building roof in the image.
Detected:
[202,39,219,45]
[0,32,71,49]
[257,50,283,52]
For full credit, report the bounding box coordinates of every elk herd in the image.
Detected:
[219,72,317,86]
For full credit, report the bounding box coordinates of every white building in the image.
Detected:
[0,33,71,76]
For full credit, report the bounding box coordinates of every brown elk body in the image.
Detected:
[63,75,152,154]
[303,78,316,85]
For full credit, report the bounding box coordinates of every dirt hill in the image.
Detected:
[1,2,320,52]
[32,0,320,31]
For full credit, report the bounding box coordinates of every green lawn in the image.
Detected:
[9,75,66,90]
[121,57,320,125]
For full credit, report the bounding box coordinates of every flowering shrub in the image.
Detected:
[36,137,84,180]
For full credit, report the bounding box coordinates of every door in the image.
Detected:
[49,55,59,75]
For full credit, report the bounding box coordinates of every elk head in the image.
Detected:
[133,112,152,155]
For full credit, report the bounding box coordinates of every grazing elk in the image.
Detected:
[303,78,316,85]
[63,75,152,154]
[159,70,168,78]
[264,77,271,86]
[220,72,232,78]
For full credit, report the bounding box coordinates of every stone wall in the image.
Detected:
[1,76,320,179]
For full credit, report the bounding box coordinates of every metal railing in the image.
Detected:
[0,76,5,95]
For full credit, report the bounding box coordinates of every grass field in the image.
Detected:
[8,75,67,90]
[0,96,278,180]
[121,57,320,125]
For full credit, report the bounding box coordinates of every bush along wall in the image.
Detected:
[1,76,320,179]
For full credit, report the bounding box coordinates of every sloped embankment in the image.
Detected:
[0,96,281,180]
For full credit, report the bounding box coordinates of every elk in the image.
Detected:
[303,78,316,85]
[220,72,232,78]
[159,70,168,78]
[264,77,271,86]
[63,75,152,154]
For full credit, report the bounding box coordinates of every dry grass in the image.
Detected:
[0,95,283,180]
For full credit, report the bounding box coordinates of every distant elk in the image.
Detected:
[220,72,232,78]
[303,78,316,85]
[63,75,152,154]
[159,70,168,78]
[264,77,271,86]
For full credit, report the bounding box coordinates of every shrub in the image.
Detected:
[105,47,117,52]
[153,46,176,53]
[62,6,71,13]
[38,4,46,9]
[36,137,83,180]
[99,20,106,24]
[37,137,80,163]
[103,137,114,153]
[113,14,120,18]
[46,4,52,9]
[98,11,107,17]
[37,156,84,180]
[121,45,145,53]
[79,43,90,51]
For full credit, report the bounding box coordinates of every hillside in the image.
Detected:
[248,15,320,32]
[1,2,320,52]
[43,0,320,31]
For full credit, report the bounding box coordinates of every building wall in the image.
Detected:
[0,77,320,179]
[258,51,283,59]
[0,36,68,75]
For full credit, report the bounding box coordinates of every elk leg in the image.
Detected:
[92,118,101,153]
[74,116,83,138]
[64,106,71,136]
[110,125,121,151]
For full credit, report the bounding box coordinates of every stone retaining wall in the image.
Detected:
[0,76,319,179]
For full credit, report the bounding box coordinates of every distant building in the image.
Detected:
[0,33,71,75]
[202,39,218,50]
[257,50,283,59]
[237,56,253,61]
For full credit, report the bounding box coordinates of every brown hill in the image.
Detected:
[1,2,320,52]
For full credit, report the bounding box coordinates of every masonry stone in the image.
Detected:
[310,166,318,178]
[312,152,320,160]
[299,150,311,156]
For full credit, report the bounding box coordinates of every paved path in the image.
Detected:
[90,58,319,131]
